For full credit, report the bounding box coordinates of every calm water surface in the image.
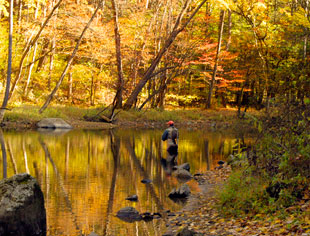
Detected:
[1,128,249,236]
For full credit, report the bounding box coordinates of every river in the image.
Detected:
[0,128,249,236]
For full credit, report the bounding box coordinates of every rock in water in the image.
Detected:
[0,173,46,236]
[173,163,190,172]
[141,179,152,184]
[173,169,193,181]
[37,118,72,129]
[168,184,191,199]
[126,194,138,201]
[116,207,142,222]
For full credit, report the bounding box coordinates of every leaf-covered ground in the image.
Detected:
[164,165,310,236]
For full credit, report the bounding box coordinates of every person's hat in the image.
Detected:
[167,120,174,126]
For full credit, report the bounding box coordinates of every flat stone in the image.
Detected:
[37,118,72,129]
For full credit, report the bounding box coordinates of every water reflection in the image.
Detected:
[0,128,250,236]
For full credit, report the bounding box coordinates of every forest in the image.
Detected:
[0,0,309,115]
[1,0,310,235]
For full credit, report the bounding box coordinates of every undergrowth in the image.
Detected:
[218,103,310,222]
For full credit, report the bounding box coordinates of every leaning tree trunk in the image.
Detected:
[123,0,209,110]
[39,1,104,113]
[206,10,225,109]
[23,42,38,97]
[111,0,124,109]
[9,0,63,100]
[0,0,13,123]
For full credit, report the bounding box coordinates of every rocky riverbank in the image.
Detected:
[164,164,310,236]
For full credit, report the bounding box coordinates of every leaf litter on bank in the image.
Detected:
[164,165,310,236]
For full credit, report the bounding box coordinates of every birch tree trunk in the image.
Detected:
[39,1,104,113]
[206,10,225,109]
[0,0,13,123]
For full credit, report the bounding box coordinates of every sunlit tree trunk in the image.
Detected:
[48,38,56,91]
[0,0,13,123]
[226,10,232,50]
[206,10,225,109]
[90,73,94,105]
[17,0,23,32]
[36,38,50,72]
[111,0,124,109]
[39,1,104,113]
[123,0,208,110]
[24,42,38,97]
[9,0,64,100]
[67,72,73,102]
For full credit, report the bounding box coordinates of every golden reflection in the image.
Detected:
[0,128,250,236]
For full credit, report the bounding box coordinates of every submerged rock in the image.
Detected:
[168,184,191,199]
[141,179,152,184]
[173,163,190,172]
[125,194,138,201]
[0,173,46,236]
[173,169,192,182]
[116,207,142,222]
[37,118,72,129]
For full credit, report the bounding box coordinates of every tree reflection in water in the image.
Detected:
[0,128,251,236]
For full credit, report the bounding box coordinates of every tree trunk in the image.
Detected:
[123,0,208,110]
[226,10,232,51]
[111,0,124,109]
[23,42,38,97]
[206,10,225,109]
[9,0,63,100]
[39,1,103,113]
[0,0,13,123]
[67,72,73,101]
[48,38,56,91]
[17,0,23,32]
[36,38,50,72]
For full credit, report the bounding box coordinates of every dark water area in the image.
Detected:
[0,128,251,236]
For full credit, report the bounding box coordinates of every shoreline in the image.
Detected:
[0,118,256,134]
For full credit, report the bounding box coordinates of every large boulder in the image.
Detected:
[37,118,72,129]
[116,207,142,222]
[0,173,46,236]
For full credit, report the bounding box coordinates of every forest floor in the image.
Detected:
[164,165,310,236]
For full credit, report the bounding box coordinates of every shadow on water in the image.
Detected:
[0,128,252,236]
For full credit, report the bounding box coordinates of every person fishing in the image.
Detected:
[161,120,179,160]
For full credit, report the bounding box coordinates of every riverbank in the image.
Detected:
[165,164,310,236]
[1,105,258,132]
